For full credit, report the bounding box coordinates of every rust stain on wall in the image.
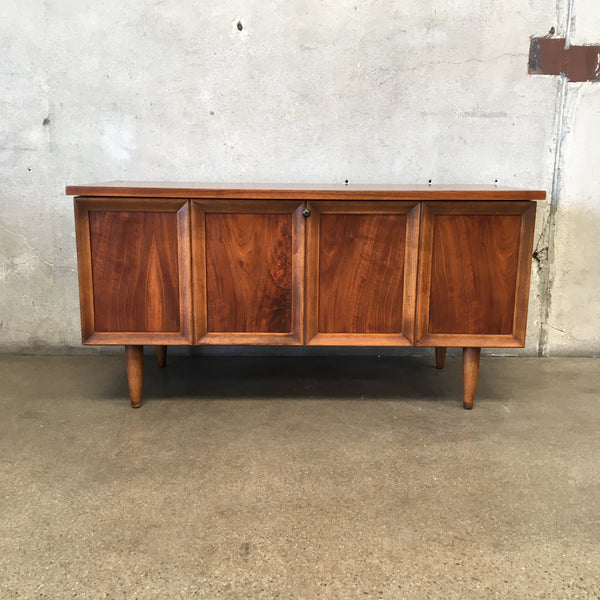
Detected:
[529,37,600,82]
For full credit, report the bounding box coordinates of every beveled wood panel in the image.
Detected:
[66,182,547,201]
[206,213,292,332]
[416,202,536,347]
[74,198,192,344]
[429,214,520,334]
[90,211,180,332]
[318,213,406,333]
[193,200,304,344]
[306,201,420,345]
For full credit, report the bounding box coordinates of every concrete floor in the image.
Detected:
[0,354,598,599]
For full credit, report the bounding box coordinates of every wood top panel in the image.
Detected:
[66,182,547,201]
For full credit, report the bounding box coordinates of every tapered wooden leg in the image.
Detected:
[462,347,480,410]
[125,345,143,408]
[156,345,167,368]
[435,347,447,369]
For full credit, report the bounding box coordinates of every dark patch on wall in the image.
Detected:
[529,37,600,82]
[43,116,51,126]
[532,246,548,272]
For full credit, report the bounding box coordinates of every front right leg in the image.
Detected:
[462,347,481,410]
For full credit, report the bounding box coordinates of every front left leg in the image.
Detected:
[125,345,144,408]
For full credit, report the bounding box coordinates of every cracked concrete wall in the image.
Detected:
[0,1,596,355]
[535,0,600,356]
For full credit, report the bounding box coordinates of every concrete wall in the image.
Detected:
[0,1,597,355]
[537,0,600,355]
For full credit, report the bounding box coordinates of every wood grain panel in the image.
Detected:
[90,211,181,332]
[416,202,537,347]
[306,201,420,345]
[206,213,292,333]
[74,197,192,344]
[193,200,304,344]
[429,214,520,334]
[318,213,406,333]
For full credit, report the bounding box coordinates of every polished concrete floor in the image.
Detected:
[0,353,598,599]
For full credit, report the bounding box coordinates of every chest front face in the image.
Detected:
[69,182,545,408]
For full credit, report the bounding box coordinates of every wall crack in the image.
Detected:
[545,322,586,343]
[0,223,76,274]
[374,53,526,86]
